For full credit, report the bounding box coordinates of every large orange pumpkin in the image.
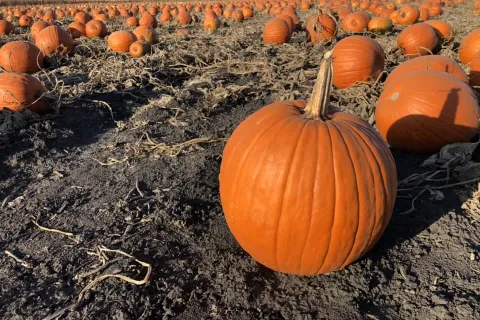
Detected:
[459,28,480,65]
[35,25,74,56]
[342,12,369,33]
[0,73,48,112]
[375,70,480,153]
[108,31,137,53]
[0,41,44,74]
[306,15,336,44]
[384,55,468,88]
[133,26,158,44]
[263,18,291,45]
[219,52,397,275]
[332,36,385,89]
[85,20,107,38]
[396,5,420,25]
[397,23,438,58]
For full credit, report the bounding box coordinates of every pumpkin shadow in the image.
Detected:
[365,87,479,262]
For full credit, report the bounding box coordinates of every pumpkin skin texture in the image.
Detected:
[375,71,480,153]
[35,25,74,56]
[0,73,48,113]
[263,18,291,45]
[459,28,480,65]
[332,36,385,89]
[397,23,438,58]
[0,41,44,74]
[219,52,397,275]
[424,20,454,44]
[108,31,137,53]
[384,55,468,88]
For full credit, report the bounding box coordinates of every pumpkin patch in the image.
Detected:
[0,1,479,318]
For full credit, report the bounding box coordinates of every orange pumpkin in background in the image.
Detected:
[263,18,291,44]
[35,25,74,56]
[332,36,385,89]
[108,30,137,53]
[384,55,468,88]
[397,23,439,58]
[459,28,480,65]
[376,70,480,153]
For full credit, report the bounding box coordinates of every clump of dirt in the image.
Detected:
[1,5,480,320]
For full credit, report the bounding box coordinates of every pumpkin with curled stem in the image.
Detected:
[0,73,48,113]
[332,35,385,89]
[375,70,480,153]
[219,51,397,275]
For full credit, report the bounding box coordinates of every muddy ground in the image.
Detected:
[1,4,480,320]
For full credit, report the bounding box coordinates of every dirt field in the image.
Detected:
[1,4,480,320]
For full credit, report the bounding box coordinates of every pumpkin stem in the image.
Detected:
[304,50,333,121]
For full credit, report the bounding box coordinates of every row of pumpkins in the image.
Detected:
[262,0,459,45]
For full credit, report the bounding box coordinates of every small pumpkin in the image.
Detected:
[108,30,137,53]
[332,35,385,89]
[139,13,158,28]
[384,55,468,88]
[231,10,244,22]
[74,12,91,24]
[129,40,151,58]
[19,15,32,27]
[220,51,397,275]
[133,26,158,44]
[342,12,368,33]
[397,23,438,58]
[459,28,480,65]
[85,20,108,38]
[424,20,454,44]
[126,17,139,27]
[68,22,86,39]
[35,25,74,56]
[0,73,48,112]
[263,18,290,45]
[204,15,220,32]
[375,70,480,153]
[0,41,44,74]
[177,11,192,25]
[367,17,393,33]
[396,5,420,25]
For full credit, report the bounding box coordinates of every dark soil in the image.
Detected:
[1,4,479,320]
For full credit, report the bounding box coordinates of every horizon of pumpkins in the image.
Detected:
[1,0,480,276]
